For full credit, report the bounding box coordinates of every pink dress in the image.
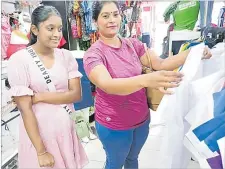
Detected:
[7,48,88,168]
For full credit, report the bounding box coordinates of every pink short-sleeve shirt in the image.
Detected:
[84,38,150,130]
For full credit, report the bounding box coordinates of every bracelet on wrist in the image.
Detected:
[37,151,47,156]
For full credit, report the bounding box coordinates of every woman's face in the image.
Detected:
[32,15,63,48]
[96,2,121,38]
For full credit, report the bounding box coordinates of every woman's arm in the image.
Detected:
[32,78,81,105]
[88,65,147,95]
[140,48,190,71]
[140,47,211,71]
[87,65,183,96]
[14,96,46,155]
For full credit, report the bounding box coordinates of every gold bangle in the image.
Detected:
[37,151,47,156]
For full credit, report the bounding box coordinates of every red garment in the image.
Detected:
[6,44,27,59]
[58,36,67,48]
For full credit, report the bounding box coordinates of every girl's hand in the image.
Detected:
[32,93,42,104]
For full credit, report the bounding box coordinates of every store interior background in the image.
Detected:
[1,1,224,54]
[1,0,225,169]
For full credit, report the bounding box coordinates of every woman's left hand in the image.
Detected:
[202,46,212,59]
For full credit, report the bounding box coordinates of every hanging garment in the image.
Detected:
[201,26,225,48]
[199,1,214,29]
[164,1,200,31]
[6,30,29,59]
[76,14,82,39]
[126,8,133,23]
[155,44,205,169]
[80,1,93,34]
[174,40,202,72]
[79,2,90,41]
[119,1,127,12]
[183,43,225,169]
[163,1,181,22]
[72,0,82,39]
[119,14,128,37]
[57,36,67,48]
[90,32,98,45]
[153,42,225,169]
[184,73,225,169]
[131,2,140,22]
[126,0,131,7]
[1,15,11,59]
[73,0,80,14]
[135,21,142,37]
[218,7,225,27]
[67,1,74,18]
[174,1,200,30]
[71,15,79,38]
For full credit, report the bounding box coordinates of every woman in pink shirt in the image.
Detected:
[83,2,211,169]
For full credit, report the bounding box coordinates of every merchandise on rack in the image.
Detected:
[1,0,40,60]
[1,12,12,60]
[154,42,225,169]
[218,6,225,27]
[66,0,143,50]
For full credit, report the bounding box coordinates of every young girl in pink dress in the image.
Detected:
[7,6,88,168]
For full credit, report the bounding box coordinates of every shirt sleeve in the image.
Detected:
[62,49,83,79]
[7,51,34,97]
[83,48,104,76]
[129,38,146,58]
[163,2,179,22]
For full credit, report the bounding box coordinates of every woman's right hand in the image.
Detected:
[37,152,55,168]
[143,70,183,94]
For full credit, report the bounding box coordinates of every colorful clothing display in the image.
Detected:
[67,0,142,50]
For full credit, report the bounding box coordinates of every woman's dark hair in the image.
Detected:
[28,5,61,46]
[92,1,120,21]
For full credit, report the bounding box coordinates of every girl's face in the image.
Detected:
[31,15,63,48]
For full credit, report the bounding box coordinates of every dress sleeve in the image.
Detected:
[7,52,33,97]
[63,49,83,79]
[83,48,104,76]
[129,38,146,58]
